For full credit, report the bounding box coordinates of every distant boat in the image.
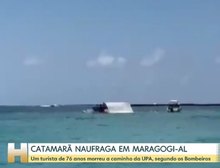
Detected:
[50,104,59,107]
[40,104,59,108]
[92,102,134,114]
[167,100,181,112]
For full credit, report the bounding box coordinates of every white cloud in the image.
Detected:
[97,54,115,66]
[117,57,127,65]
[140,48,165,67]
[215,57,220,64]
[23,57,42,66]
[86,53,127,68]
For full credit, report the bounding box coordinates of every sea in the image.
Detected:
[0,105,220,168]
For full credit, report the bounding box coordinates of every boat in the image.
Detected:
[92,102,133,113]
[40,104,59,108]
[167,100,181,112]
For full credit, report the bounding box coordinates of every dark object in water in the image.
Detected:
[167,100,182,112]
[92,103,107,113]
[92,102,133,113]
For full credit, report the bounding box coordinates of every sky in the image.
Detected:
[0,0,220,105]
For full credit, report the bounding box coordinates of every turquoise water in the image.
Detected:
[0,105,220,167]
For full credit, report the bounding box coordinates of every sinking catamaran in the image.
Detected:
[92,102,133,114]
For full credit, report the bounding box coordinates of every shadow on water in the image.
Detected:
[190,115,220,120]
[71,137,82,141]
[96,124,109,127]
[175,126,182,130]
[74,116,95,121]
[195,137,220,143]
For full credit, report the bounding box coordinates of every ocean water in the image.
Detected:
[0,105,220,168]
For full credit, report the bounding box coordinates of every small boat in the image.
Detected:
[167,100,181,112]
[92,102,133,114]
[40,104,59,108]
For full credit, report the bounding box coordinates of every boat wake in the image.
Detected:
[83,108,95,113]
